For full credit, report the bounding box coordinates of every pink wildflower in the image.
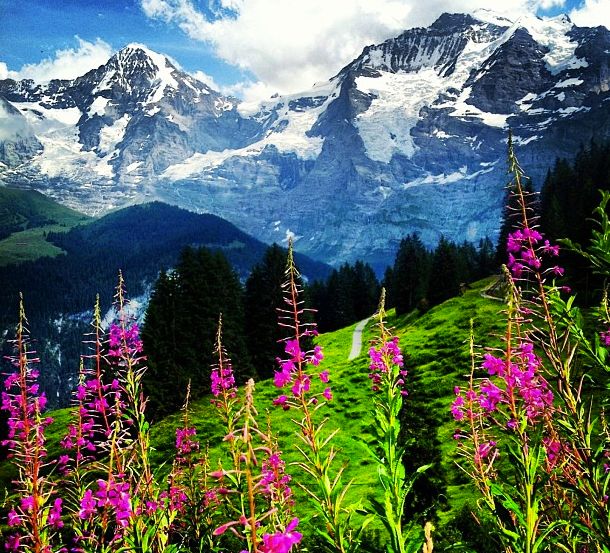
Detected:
[7,509,20,527]
[47,498,64,529]
[79,489,96,519]
[273,395,289,410]
[260,517,303,553]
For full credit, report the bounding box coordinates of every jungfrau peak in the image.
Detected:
[0,10,609,267]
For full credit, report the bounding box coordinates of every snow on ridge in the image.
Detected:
[15,102,81,127]
[98,114,130,155]
[513,134,540,145]
[88,96,109,117]
[471,8,514,28]
[144,48,180,104]
[449,86,510,128]
[515,13,588,74]
[237,79,337,118]
[402,164,496,189]
[11,102,94,179]
[162,81,339,180]
[92,43,180,103]
[554,77,584,88]
[355,24,515,163]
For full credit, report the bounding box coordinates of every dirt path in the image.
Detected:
[348,317,371,360]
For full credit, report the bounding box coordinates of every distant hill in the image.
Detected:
[0,200,332,406]
[0,187,90,265]
[0,187,88,237]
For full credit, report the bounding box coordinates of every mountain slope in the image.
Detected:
[0,187,90,264]
[1,12,609,266]
[0,186,89,238]
[27,277,505,550]
[0,201,331,406]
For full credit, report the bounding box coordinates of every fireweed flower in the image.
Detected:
[259,517,303,553]
[211,363,237,398]
[80,476,133,528]
[271,242,358,553]
[260,450,294,509]
[79,489,97,519]
[108,322,144,360]
[7,509,21,527]
[366,290,419,553]
[506,226,563,280]
[176,426,199,458]
[453,342,554,425]
[47,498,64,529]
[368,336,407,396]
[5,534,21,552]
[273,332,330,406]
[1,297,61,552]
[210,316,238,415]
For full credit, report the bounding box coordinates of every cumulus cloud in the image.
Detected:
[225,80,279,112]
[570,0,610,29]
[0,103,33,141]
[7,37,112,82]
[537,0,566,9]
[140,0,570,99]
[191,69,221,90]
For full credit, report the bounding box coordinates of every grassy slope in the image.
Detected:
[0,188,90,265]
[30,276,505,542]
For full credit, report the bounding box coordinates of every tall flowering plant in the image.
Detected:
[453,135,610,551]
[271,241,365,553]
[367,289,427,553]
[57,274,177,552]
[1,294,62,553]
[210,316,301,553]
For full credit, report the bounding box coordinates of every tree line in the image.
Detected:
[143,236,499,418]
[383,235,496,316]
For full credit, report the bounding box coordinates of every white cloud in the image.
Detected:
[570,0,610,28]
[0,102,33,141]
[225,80,279,112]
[191,69,220,90]
[537,0,565,9]
[7,37,112,83]
[140,0,571,101]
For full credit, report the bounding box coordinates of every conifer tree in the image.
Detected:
[244,243,288,379]
[392,234,430,315]
[428,237,460,307]
[142,247,251,418]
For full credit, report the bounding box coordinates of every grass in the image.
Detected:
[0,188,90,265]
[3,276,507,545]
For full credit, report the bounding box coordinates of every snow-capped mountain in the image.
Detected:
[1,12,609,267]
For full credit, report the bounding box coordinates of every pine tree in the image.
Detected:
[142,247,251,419]
[393,234,430,315]
[428,237,461,307]
[244,244,289,379]
[351,261,380,320]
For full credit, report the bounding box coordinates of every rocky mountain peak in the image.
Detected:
[430,13,480,32]
[0,12,609,268]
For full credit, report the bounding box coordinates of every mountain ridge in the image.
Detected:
[1,10,609,267]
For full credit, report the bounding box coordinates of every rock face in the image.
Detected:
[1,12,609,268]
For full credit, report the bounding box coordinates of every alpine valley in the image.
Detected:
[1,9,609,268]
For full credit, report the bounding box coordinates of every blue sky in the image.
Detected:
[0,0,603,102]
[0,0,247,86]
